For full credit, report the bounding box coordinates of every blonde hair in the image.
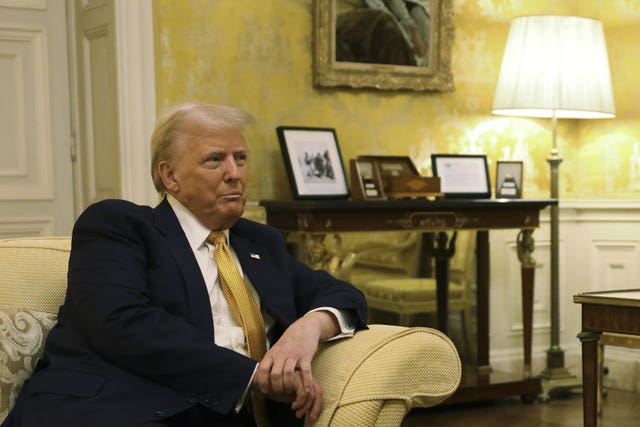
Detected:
[150,103,254,194]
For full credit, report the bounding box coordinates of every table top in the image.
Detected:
[259,198,557,232]
[260,198,557,212]
[574,289,640,307]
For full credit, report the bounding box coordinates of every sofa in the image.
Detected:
[0,236,462,426]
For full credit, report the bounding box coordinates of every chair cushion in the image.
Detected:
[0,306,57,420]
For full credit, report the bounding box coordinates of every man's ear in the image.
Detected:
[158,161,179,193]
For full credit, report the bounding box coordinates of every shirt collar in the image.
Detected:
[167,194,229,251]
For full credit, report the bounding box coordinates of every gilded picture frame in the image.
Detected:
[313,0,454,92]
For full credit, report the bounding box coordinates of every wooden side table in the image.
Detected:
[574,289,640,427]
[262,198,556,404]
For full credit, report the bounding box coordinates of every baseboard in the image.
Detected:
[487,344,640,393]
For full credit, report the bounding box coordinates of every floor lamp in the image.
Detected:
[492,16,615,396]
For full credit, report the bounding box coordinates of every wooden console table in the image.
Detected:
[260,198,556,403]
[574,289,640,427]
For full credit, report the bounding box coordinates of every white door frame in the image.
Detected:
[113,0,157,207]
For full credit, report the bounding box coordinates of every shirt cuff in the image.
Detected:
[308,307,356,341]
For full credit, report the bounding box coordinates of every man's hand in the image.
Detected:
[253,370,323,419]
[254,311,339,419]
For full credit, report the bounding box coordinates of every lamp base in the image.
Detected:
[539,374,582,402]
[543,346,567,371]
[539,348,581,401]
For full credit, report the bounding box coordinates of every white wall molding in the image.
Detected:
[560,199,640,222]
[561,199,640,210]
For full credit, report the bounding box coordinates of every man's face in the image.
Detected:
[161,128,249,230]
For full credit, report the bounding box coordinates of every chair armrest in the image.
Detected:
[306,324,461,427]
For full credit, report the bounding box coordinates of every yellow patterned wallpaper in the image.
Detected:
[153,0,640,201]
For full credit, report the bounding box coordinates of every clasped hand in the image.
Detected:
[253,311,339,420]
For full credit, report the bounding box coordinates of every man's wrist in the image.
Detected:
[304,310,340,341]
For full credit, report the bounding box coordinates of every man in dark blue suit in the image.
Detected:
[3,103,367,427]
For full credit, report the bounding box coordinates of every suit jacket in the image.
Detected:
[4,198,367,427]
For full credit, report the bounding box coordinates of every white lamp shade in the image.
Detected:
[492,15,615,119]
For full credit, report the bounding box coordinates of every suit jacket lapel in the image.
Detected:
[230,230,297,326]
[153,198,214,336]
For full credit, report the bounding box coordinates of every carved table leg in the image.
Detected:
[578,331,602,427]
[517,229,537,378]
[302,233,342,276]
[476,230,490,373]
[424,231,457,334]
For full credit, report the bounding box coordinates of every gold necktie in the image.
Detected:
[207,231,269,427]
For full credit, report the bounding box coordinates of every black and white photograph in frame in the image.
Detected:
[495,160,523,199]
[276,126,350,199]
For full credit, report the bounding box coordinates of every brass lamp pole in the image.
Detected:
[542,113,572,381]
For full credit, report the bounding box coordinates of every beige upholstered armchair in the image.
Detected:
[0,237,462,426]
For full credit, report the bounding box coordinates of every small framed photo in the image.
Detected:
[357,155,419,178]
[495,160,523,199]
[349,158,386,200]
[431,154,491,199]
[276,126,349,199]
[357,155,419,194]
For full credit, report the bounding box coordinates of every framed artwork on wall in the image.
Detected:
[495,160,523,199]
[431,154,491,198]
[276,126,350,199]
[312,0,454,92]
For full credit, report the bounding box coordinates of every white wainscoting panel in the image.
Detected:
[0,0,46,10]
[591,241,640,291]
[489,200,640,391]
[81,0,108,11]
[0,216,54,238]
[0,24,53,200]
